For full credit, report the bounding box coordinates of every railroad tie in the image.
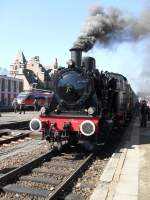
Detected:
[2,184,49,197]
[0,129,11,135]
[33,168,71,176]
[20,175,61,186]
[44,161,76,168]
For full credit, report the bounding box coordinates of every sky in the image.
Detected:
[0,0,149,92]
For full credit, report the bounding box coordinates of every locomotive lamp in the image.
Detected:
[29,118,42,132]
[80,120,95,136]
[88,107,96,115]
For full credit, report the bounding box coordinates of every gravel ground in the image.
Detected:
[0,137,32,153]
[71,158,108,199]
[0,193,45,200]
[0,141,50,171]
[0,148,88,200]
[67,141,120,199]
[0,141,116,200]
[0,154,108,200]
[0,141,51,200]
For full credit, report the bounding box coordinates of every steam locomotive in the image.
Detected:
[30,48,136,149]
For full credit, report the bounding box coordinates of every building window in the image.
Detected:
[8,80,11,91]
[1,79,5,91]
[14,81,17,92]
[1,93,5,105]
[19,82,23,92]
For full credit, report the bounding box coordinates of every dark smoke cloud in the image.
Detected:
[73,5,150,51]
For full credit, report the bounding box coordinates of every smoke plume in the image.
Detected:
[0,67,9,75]
[73,5,150,51]
[138,41,150,94]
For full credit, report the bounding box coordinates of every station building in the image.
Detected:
[0,75,23,106]
[10,51,52,91]
[0,51,57,107]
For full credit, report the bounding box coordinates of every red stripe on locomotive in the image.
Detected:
[39,116,100,133]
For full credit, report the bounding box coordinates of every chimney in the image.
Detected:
[70,48,82,67]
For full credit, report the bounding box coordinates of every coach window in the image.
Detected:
[120,80,123,90]
[118,79,121,89]
[27,95,32,100]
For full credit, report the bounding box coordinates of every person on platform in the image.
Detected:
[19,102,25,114]
[33,99,39,111]
[140,100,149,127]
[12,98,18,113]
[134,101,140,116]
[40,106,46,116]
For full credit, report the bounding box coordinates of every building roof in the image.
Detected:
[15,50,27,64]
[0,74,23,81]
[24,69,37,84]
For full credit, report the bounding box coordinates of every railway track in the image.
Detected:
[0,129,32,146]
[0,123,123,200]
[0,120,30,130]
[0,146,94,200]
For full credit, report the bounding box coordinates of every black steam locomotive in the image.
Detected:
[30,48,136,148]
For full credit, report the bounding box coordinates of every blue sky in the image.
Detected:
[0,0,149,91]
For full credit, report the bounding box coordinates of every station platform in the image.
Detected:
[90,117,150,200]
[0,111,39,128]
